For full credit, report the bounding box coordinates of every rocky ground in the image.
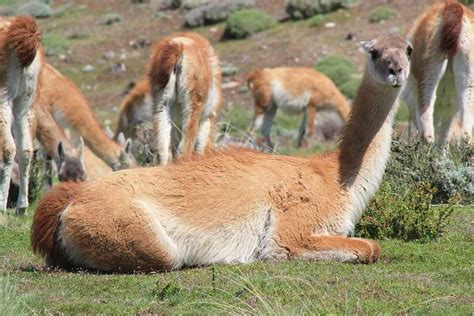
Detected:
[3,0,472,147]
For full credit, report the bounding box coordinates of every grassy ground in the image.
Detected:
[1,206,472,314]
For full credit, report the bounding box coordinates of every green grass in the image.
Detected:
[1,207,472,313]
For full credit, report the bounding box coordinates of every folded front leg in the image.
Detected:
[293,235,381,264]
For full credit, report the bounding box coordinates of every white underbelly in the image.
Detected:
[270,80,310,114]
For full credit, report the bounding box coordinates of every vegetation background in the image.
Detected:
[0,0,473,314]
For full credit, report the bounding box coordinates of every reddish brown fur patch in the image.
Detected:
[6,16,41,67]
[31,182,82,267]
[440,1,464,57]
[148,41,183,90]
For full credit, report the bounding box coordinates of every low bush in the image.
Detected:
[307,14,328,27]
[315,55,359,98]
[356,138,473,241]
[224,9,277,39]
[368,6,396,24]
[356,181,455,241]
[339,77,360,99]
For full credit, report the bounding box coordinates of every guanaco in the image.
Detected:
[247,67,350,149]
[39,64,135,171]
[148,32,223,165]
[402,0,473,143]
[31,33,412,272]
[0,16,43,215]
[34,102,86,182]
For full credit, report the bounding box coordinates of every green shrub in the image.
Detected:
[356,181,455,241]
[386,139,473,204]
[356,138,472,241]
[368,6,396,24]
[224,9,277,39]
[339,77,360,99]
[307,14,328,27]
[315,55,356,87]
[315,55,359,99]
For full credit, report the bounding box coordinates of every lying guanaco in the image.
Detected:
[148,32,223,165]
[0,16,43,215]
[402,0,473,143]
[38,64,135,170]
[31,33,412,272]
[247,67,351,149]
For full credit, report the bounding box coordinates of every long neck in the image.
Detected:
[330,90,351,122]
[338,71,401,225]
[42,65,122,168]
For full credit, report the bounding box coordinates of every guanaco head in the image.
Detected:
[115,132,136,170]
[57,137,87,182]
[362,34,413,88]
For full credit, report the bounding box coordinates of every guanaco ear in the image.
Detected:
[58,141,65,162]
[360,40,374,53]
[124,138,132,154]
[105,125,114,139]
[117,132,126,146]
[64,128,72,141]
[78,137,85,161]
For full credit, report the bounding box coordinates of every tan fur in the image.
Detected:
[148,32,223,164]
[247,67,350,148]
[114,78,152,141]
[82,147,112,180]
[404,0,473,143]
[31,34,411,272]
[38,64,135,170]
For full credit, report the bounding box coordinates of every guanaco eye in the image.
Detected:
[369,48,379,60]
[407,45,413,57]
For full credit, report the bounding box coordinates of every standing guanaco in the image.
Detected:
[31,33,412,272]
[148,32,223,165]
[402,0,473,143]
[0,16,43,215]
[247,67,350,149]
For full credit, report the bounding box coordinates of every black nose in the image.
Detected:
[389,67,403,75]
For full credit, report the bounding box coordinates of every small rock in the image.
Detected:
[222,81,240,90]
[67,31,88,40]
[103,51,116,60]
[221,63,239,77]
[82,65,95,73]
[324,22,336,28]
[109,63,126,75]
[44,48,56,57]
[345,32,356,41]
[129,38,151,49]
[18,2,52,18]
[99,13,122,25]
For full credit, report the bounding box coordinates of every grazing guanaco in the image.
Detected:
[0,16,43,215]
[247,67,351,149]
[39,64,135,171]
[34,102,86,182]
[148,32,223,165]
[31,33,412,272]
[402,0,473,143]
